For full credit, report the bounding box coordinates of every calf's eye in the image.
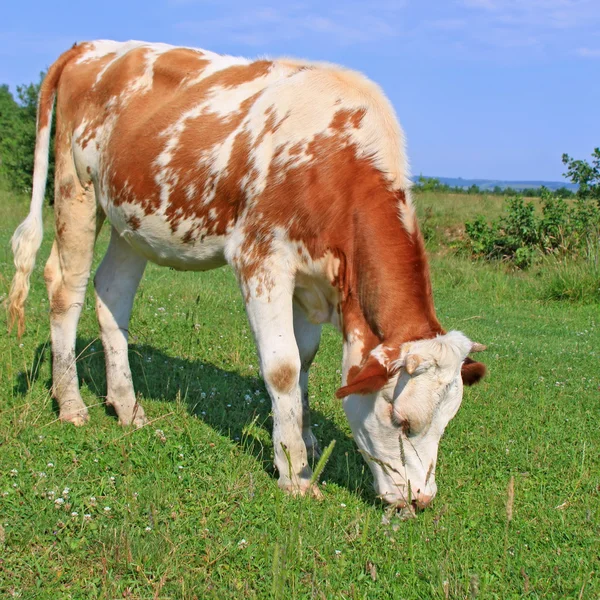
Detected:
[390,407,411,435]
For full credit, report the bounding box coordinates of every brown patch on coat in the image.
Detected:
[58,179,75,199]
[50,288,68,315]
[252,106,288,149]
[267,362,299,394]
[153,47,210,85]
[163,96,260,234]
[336,355,389,398]
[208,61,273,89]
[43,262,57,285]
[36,43,90,130]
[127,215,141,231]
[56,220,67,239]
[395,189,407,204]
[288,142,303,155]
[329,108,365,131]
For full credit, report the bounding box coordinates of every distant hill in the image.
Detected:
[415,176,578,192]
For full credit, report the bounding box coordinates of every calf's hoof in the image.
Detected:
[108,399,148,428]
[280,481,324,500]
[59,409,90,427]
[117,410,148,428]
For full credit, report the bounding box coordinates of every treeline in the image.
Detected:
[0,75,55,197]
[412,175,576,198]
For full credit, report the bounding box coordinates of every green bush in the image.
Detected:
[464,215,496,257]
[538,240,600,304]
[464,190,600,269]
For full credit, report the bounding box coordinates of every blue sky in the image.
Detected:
[2,0,599,181]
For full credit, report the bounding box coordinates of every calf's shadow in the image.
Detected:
[16,338,378,505]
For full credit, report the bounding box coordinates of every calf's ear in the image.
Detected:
[335,356,389,398]
[461,357,486,385]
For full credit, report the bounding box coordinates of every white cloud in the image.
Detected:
[576,47,600,58]
[462,0,498,10]
[428,18,467,31]
[176,3,402,47]
[459,0,600,30]
[452,0,600,57]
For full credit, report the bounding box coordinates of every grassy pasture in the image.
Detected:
[1,186,599,599]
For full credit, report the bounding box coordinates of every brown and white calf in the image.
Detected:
[9,40,486,508]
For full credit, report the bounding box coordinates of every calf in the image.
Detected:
[9,40,486,507]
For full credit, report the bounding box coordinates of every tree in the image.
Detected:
[0,73,54,199]
[562,148,600,202]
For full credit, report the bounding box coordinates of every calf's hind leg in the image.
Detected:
[293,302,322,461]
[94,227,147,426]
[44,176,96,425]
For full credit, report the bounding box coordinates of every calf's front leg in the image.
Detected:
[242,273,321,497]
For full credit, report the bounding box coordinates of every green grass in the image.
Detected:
[1,187,599,599]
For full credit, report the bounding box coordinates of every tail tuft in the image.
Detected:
[8,215,44,336]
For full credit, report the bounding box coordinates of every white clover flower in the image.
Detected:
[340,503,346,508]
[62,488,70,497]
[55,498,65,505]
[104,506,111,512]
[84,514,92,520]
[71,512,78,517]
[10,469,17,476]
[145,526,152,532]
[335,550,341,555]
[47,463,54,468]
[244,395,252,402]
[200,392,206,399]
[38,472,47,478]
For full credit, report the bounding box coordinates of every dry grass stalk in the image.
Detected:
[506,475,515,522]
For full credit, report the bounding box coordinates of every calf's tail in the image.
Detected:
[8,44,80,336]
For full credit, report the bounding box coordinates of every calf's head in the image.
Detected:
[336,331,485,508]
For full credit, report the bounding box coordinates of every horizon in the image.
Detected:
[1,0,599,183]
